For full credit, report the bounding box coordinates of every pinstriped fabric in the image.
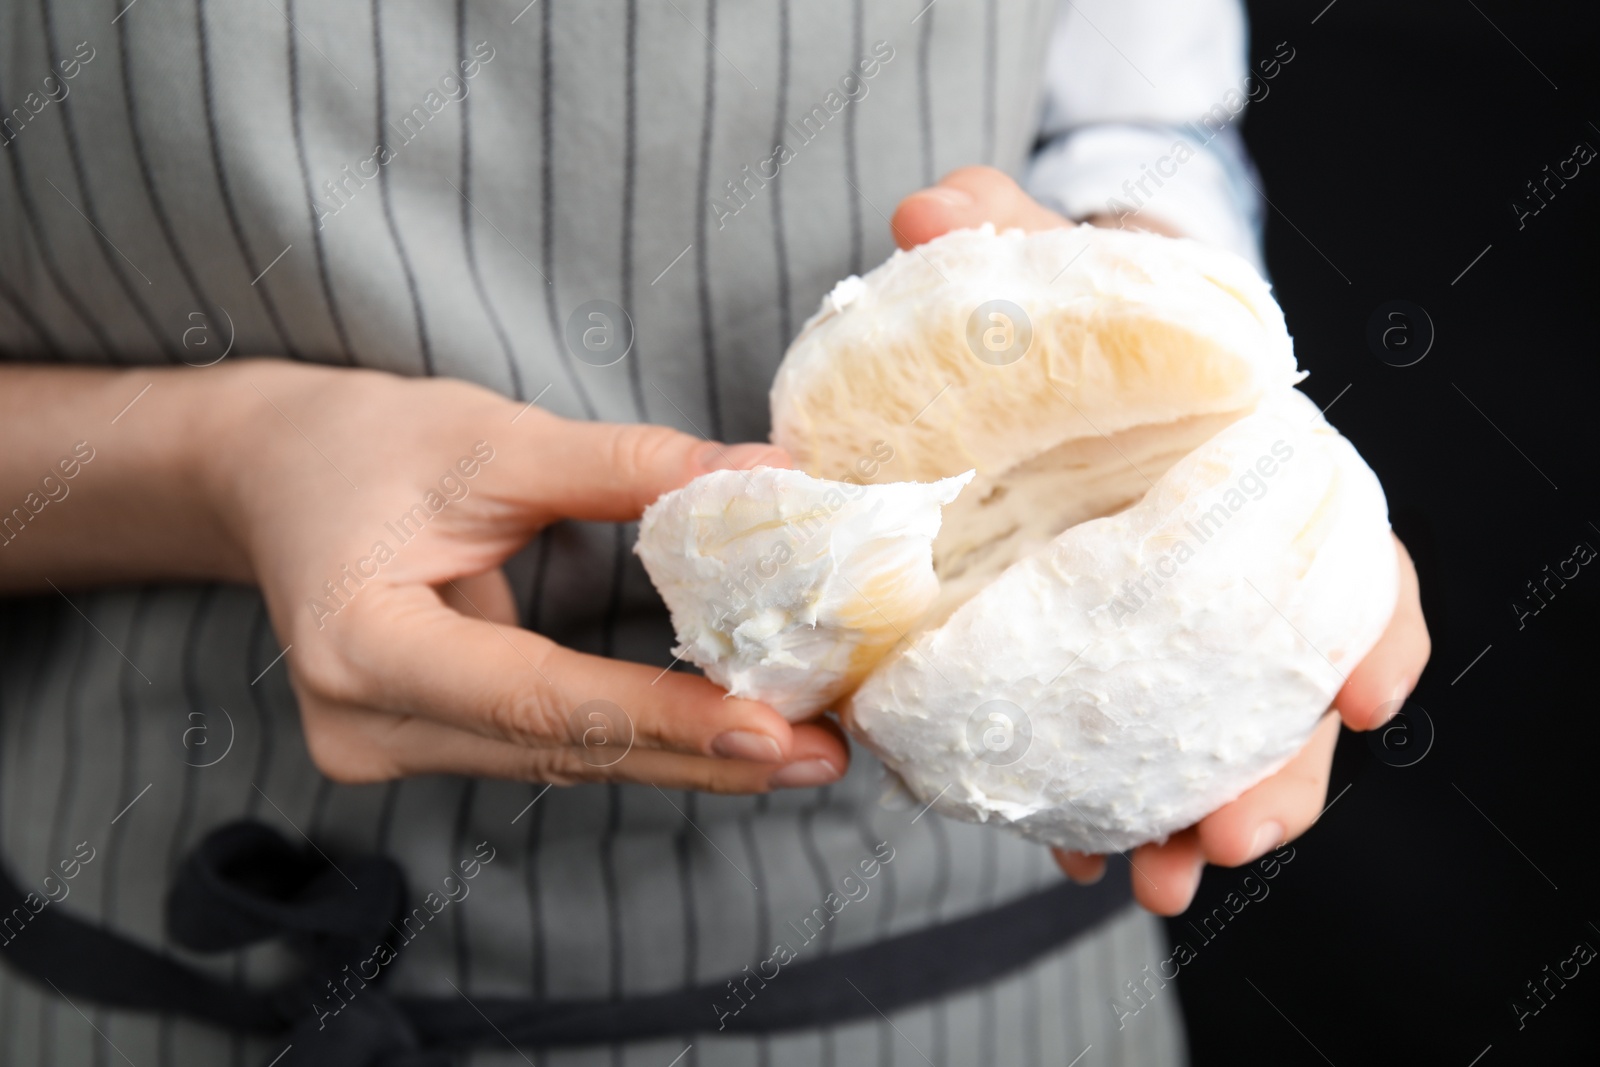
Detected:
[467,907,1181,1067]
[1022,843,1045,1066]
[168,589,217,885]
[0,607,30,1059]
[23,602,87,1067]
[40,0,175,363]
[112,0,220,359]
[195,0,300,363]
[513,514,552,1043]
[456,0,524,399]
[858,790,894,1067]
[981,0,998,164]
[235,601,276,1067]
[618,0,647,421]
[975,814,1001,1056]
[692,0,726,441]
[371,0,432,375]
[538,0,598,421]
[605,26,651,1052]
[43,612,88,924]
[0,2,1190,1064]
[285,0,356,367]
[599,784,624,1000]
[927,815,951,1066]
[523,783,548,996]
[796,792,837,958]
[0,72,120,361]
[0,609,28,1061]
[36,1,169,365]
[101,592,153,932]
[161,588,218,1067]
[675,788,701,1067]
[842,0,863,275]
[916,2,936,188]
[304,776,332,839]
[797,791,836,1067]
[737,795,773,1067]
[451,777,479,988]
[242,605,275,824]
[768,0,794,356]
[0,269,60,355]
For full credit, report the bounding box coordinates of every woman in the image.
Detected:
[0,1,1428,1064]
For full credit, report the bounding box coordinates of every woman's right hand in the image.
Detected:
[1,359,849,794]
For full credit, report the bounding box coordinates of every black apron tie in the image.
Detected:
[165,820,443,1066]
[167,820,404,958]
[0,817,1133,1065]
[283,993,451,1067]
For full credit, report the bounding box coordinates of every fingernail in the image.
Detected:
[711,730,784,763]
[1170,859,1205,913]
[699,442,786,473]
[1052,849,1107,886]
[1371,684,1408,729]
[769,759,840,790]
[1073,860,1106,886]
[1247,821,1284,863]
[925,187,973,208]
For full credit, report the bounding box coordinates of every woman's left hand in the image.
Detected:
[890,167,1434,915]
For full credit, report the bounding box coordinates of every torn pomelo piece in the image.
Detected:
[635,223,1397,851]
[635,467,972,720]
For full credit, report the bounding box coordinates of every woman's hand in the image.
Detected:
[213,360,849,792]
[0,359,847,793]
[1053,538,1428,913]
[892,167,1433,915]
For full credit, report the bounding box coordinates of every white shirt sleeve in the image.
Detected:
[1023,0,1279,272]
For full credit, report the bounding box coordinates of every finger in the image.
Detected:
[327,583,821,763]
[1335,535,1430,731]
[308,703,850,793]
[890,166,1070,250]
[1195,711,1340,868]
[763,716,853,789]
[1128,827,1206,916]
[437,568,517,626]
[1051,849,1107,886]
[511,414,792,524]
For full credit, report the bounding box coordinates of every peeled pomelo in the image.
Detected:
[635,223,1397,851]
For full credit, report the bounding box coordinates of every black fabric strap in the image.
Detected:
[399,856,1133,1047]
[0,819,1131,1065]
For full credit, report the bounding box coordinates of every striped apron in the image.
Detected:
[0,1,1187,1063]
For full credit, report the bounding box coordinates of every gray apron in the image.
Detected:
[0,1,1184,1063]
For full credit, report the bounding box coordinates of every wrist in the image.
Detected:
[117,361,259,586]
[194,358,343,586]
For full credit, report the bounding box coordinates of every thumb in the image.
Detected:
[513,414,792,523]
[891,165,1071,250]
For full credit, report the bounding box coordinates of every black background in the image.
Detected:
[1172,1,1600,1063]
